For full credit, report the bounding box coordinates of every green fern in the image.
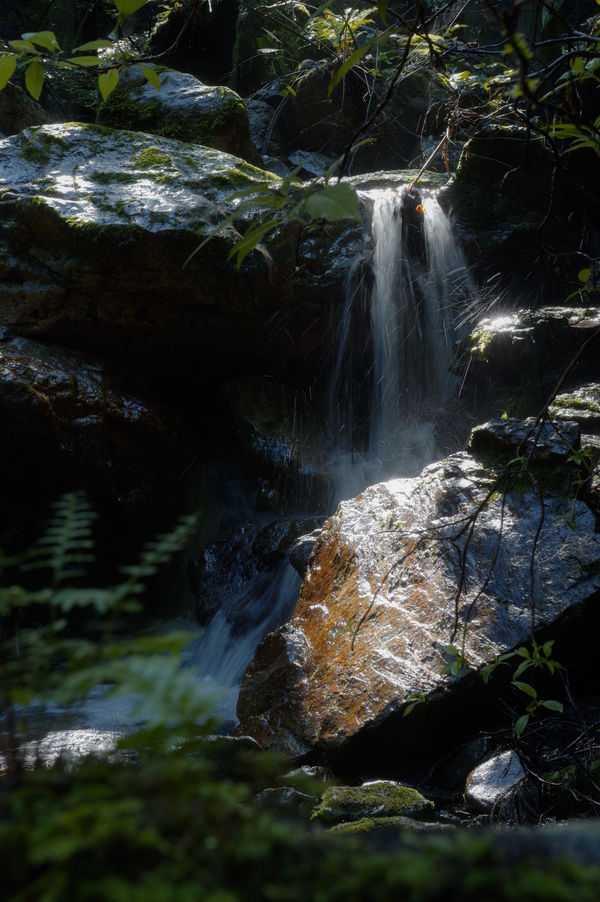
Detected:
[118,513,198,590]
[21,492,96,589]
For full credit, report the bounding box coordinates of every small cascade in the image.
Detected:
[186,561,301,726]
[330,183,473,497]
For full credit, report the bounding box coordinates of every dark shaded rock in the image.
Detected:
[149,0,239,85]
[189,516,318,628]
[0,124,370,390]
[277,59,452,173]
[0,335,185,513]
[0,83,49,136]
[255,786,316,819]
[443,127,600,296]
[465,750,526,814]
[230,1,312,96]
[469,417,580,462]
[237,448,600,763]
[225,378,334,513]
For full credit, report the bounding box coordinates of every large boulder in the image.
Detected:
[0,123,360,386]
[237,423,600,766]
[98,68,259,163]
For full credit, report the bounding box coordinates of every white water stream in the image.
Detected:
[330,185,473,499]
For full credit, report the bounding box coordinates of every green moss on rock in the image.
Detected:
[311,780,434,826]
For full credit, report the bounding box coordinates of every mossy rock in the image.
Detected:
[331,815,451,834]
[550,385,600,435]
[311,781,434,826]
[98,68,259,163]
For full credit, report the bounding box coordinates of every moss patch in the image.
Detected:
[132,147,172,170]
[311,781,434,826]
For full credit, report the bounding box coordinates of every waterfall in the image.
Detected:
[330,184,472,497]
[185,561,301,726]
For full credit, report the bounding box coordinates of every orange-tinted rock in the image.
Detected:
[238,447,600,759]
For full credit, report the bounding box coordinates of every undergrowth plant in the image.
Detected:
[0,491,210,771]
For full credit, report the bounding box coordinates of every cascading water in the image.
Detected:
[330,183,473,498]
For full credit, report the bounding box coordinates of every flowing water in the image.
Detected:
[330,184,473,499]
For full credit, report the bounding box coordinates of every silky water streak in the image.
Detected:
[329,184,473,497]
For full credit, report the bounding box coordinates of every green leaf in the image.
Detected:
[514,714,529,737]
[25,59,44,100]
[140,64,161,90]
[98,68,120,101]
[304,183,361,222]
[74,39,115,52]
[22,31,61,53]
[8,39,37,53]
[328,38,374,97]
[0,55,17,90]
[512,660,531,680]
[541,699,564,713]
[513,680,538,699]
[578,268,592,284]
[66,55,103,67]
[228,219,278,269]
[111,0,150,17]
[377,0,387,23]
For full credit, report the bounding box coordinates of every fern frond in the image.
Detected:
[21,492,97,587]
[119,513,198,591]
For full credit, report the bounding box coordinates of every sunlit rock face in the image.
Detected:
[237,437,600,762]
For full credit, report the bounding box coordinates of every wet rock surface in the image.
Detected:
[469,417,580,461]
[0,335,184,512]
[237,429,600,763]
[465,750,526,813]
[189,515,319,630]
[225,377,333,513]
